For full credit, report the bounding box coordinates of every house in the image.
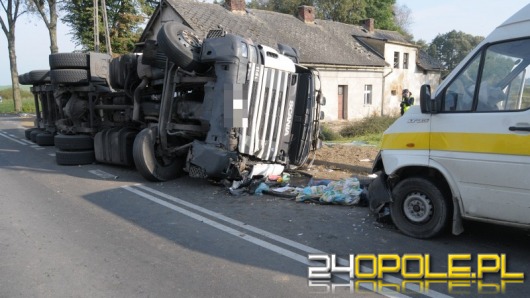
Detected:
[140,0,443,120]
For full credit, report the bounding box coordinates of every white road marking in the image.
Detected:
[0,132,28,145]
[123,184,454,298]
[30,145,45,150]
[135,185,451,297]
[20,139,34,145]
[89,169,118,179]
[49,153,56,157]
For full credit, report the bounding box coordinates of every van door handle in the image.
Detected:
[509,126,530,132]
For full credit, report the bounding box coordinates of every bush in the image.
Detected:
[339,115,398,138]
[320,124,341,141]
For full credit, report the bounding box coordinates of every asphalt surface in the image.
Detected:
[0,115,529,298]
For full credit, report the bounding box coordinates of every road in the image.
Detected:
[0,115,529,298]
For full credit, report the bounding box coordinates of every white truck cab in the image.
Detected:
[369,4,530,238]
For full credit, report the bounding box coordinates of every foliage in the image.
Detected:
[248,0,401,31]
[319,115,397,146]
[320,123,341,141]
[61,0,154,54]
[339,115,398,138]
[364,0,397,31]
[427,30,484,75]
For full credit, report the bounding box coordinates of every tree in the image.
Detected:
[0,0,25,112]
[248,0,399,31]
[427,30,484,74]
[61,0,154,54]
[315,0,365,25]
[26,0,59,54]
[364,0,397,30]
[393,3,412,38]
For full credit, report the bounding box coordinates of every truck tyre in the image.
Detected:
[133,127,183,182]
[30,129,43,143]
[54,134,94,150]
[19,73,30,85]
[28,70,51,84]
[49,53,89,69]
[390,177,451,239]
[36,133,55,146]
[25,128,41,140]
[56,149,95,165]
[157,22,204,72]
[50,69,89,85]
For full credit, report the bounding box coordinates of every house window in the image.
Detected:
[403,53,409,69]
[364,85,372,105]
[394,52,400,68]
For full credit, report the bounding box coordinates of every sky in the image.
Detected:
[1,0,529,86]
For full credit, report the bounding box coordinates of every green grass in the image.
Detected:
[0,87,36,114]
[321,115,399,146]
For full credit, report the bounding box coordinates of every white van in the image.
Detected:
[369,4,530,238]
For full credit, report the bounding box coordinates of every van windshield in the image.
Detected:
[443,38,530,112]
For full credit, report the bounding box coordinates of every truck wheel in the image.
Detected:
[49,53,89,69]
[133,127,183,182]
[156,22,204,72]
[25,128,41,140]
[28,70,51,84]
[54,134,94,150]
[30,129,43,143]
[36,133,55,146]
[50,69,89,85]
[390,177,451,239]
[56,149,95,165]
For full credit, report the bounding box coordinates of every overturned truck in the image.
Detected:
[20,22,325,182]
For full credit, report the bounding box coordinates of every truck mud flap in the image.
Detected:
[94,127,138,166]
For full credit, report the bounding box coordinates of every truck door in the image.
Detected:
[430,38,530,225]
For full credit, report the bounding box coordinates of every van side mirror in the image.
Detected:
[420,84,437,113]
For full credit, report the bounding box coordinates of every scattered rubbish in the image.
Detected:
[359,158,371,162]
[254,183,270,196]
[295,177,363,206]
[221,166,373,209]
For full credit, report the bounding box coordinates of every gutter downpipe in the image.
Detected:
[381,66,393,116]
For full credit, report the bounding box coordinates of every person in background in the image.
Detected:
[400,89,414,115]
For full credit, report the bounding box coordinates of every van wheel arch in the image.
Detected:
[389,166,463,236]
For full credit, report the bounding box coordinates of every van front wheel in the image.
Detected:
[390,177,451,239]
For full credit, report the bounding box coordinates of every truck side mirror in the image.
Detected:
[420,84,434,113]
[319,95,326,106]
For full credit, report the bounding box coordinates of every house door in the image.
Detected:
[338,85,347,119]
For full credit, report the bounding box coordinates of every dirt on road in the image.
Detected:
[297,143,379,180]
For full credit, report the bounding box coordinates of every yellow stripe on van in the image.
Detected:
[381,132,430,150]
[430,132,530,156]
[382,132,530,156]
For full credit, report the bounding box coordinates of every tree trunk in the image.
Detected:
[48,0,58,53]
[7,32,22,112]
[49,22,58,53]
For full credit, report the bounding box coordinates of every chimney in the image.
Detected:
[298,5,315,24]
[362,18,374,33]
[225,0,246,13]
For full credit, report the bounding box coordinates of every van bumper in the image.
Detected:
[368,173,392,213]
